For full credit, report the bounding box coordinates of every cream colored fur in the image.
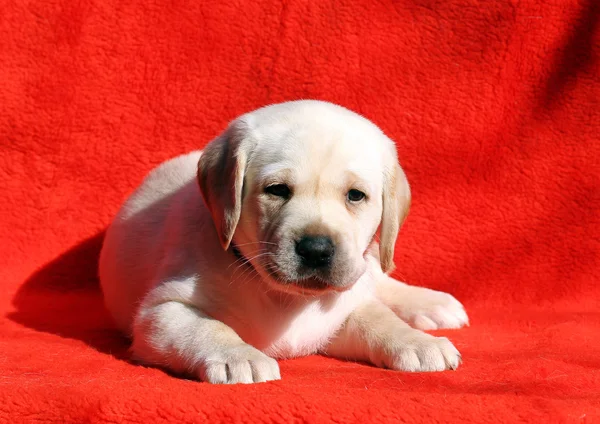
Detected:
[99,100,468,384]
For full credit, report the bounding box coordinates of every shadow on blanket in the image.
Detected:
[8,232,131,359]
[541,0,599,111]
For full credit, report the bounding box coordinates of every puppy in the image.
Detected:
[99,100,468,384]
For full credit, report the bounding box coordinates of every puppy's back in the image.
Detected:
[99,151,203,334]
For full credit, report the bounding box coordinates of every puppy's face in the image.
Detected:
[198,101,410,295]
[238,127,383,293]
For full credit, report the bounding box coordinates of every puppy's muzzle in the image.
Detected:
[295,235,335,269]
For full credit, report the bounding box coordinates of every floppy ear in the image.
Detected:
[197,121,253,250]
[379,154,411,274]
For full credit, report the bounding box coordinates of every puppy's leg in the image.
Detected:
[131,301,280,384]
[322,301,461,372]
[375,275,469,331]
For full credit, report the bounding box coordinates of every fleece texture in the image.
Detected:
[1,0,599,422]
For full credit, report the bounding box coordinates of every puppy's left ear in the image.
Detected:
[197,119,254,250]
[379,148,411,274]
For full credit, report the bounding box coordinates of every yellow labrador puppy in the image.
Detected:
[99,100,468,384]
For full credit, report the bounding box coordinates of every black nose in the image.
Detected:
[295,236,335,269]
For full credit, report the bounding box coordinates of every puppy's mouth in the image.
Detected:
[231,240,359,296]
[263,262,347,295]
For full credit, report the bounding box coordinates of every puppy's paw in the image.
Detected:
[396,288,469,331]
[199,344,281,384]
[384,332,462,372]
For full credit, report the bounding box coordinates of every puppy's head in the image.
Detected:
[198,101,410,295]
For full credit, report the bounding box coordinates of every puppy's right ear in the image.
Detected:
[197,120,254,250]
[379,151,411,274]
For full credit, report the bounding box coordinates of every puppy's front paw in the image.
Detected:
[397,288,469,331]
[198,344,281,384]
[383,331,462,372]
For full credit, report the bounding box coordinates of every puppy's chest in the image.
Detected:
[262,286,371,359]
[263,306,341,358]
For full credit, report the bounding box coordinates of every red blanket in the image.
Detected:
[2,0,599,422]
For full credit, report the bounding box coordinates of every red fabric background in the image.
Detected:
[1,0,599,422]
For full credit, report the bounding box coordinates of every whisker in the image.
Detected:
[232,241,277,247]
[226,248,268,270]
[231,252,270,276]
[230,265,258,288]
[229,252,273,286]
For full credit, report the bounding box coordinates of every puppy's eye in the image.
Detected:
[347,189,366,202]
[265,184,291,199]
